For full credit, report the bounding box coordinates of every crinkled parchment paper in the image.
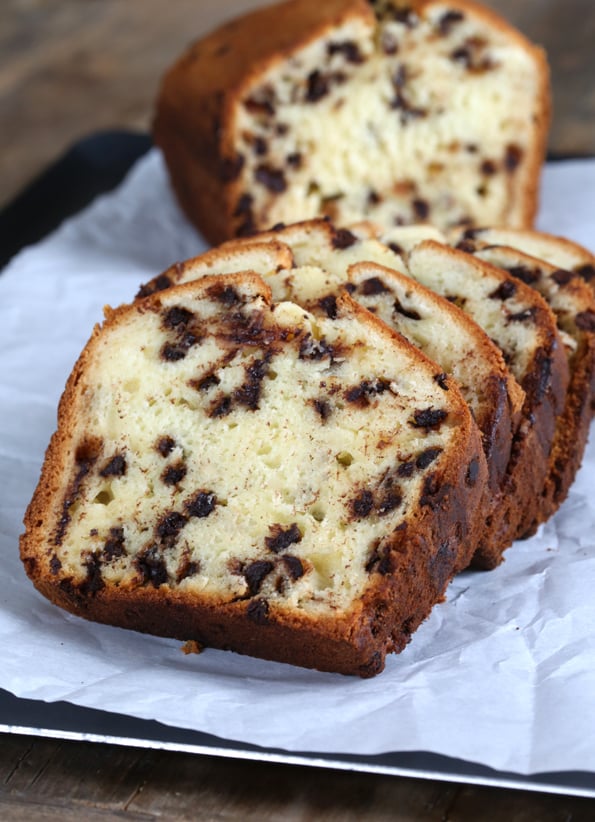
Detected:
[0,151,593,775]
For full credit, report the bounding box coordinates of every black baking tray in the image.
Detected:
[1,132,594,798]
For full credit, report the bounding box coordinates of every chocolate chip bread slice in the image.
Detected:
[452,239,595,528]
[21,272,486,677]
[387,240,569,565]
[138,218,522,569]
[136,239,295,299]
[455,227,595,295]
[154,0,549,243]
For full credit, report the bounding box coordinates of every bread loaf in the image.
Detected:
[154,0,549,242]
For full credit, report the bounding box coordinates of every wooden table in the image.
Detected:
[1,1,594,818]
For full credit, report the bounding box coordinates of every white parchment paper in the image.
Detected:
[1,150,594,775]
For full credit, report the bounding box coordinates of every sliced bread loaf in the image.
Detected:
[154,0,549,242]
[21,272,486,676]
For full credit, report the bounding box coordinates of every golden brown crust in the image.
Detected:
[404,241,569,569]
[154,0,550,242]
[21,272,486,676]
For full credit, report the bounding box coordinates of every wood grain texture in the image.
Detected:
[1,0,594,208]
[2,734,595,820]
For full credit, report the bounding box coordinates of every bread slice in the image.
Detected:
[138,218,522,569]
[384,239,569,565]
[154,0,550,243]
[453,239,595,528]
[455,227,595,295]
[136,240,295,299]
[21,272,486,677]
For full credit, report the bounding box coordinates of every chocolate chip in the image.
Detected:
[327,41,365,64]
[365,543,392,576]
[377,490,402,515]
[156,511,187,540]
[299,336,335,361]
[508,307,536,322]
[481,159,497,176]
[312,397,332,421]
[163,306,194,329]
[99,454,127,477]
[286,152,302,169]
[306,70,329,103]
[392,7,418,26]
[576,263,595,282]
[253,136,268,156]
[247,598,269,624]
[416,447,443,470]
[81,554,104,595]
[438,9,465,35]
[393,297,421,320]
[455,239,477,254]
[234,356,270,410]
[508,265,540,285]
[359,277,390,296]
[185,491,217,519]
[244,560,274,595]
[282,555,304,581]
[162,462,187,486]
[208,283,241,306]
[352,490,374,518]
[489,280,517,300]
[176,557,200,583]
[220,153,245,182]
[50,555,62,575]
[412,199,430,220]
[265,523,302,553]
[255,164,287,193]
[233,193,253,217]
[156,436,176,457]
[103,526,126,560]
[332,228,358,249]
[391,66,427,121]
[411,408,448,429]
[505,144,523,172]
[397,461,415,478]
[136,273,172,299]
[345,379,390,407]
[434,373,449,390]
[195,373,220,392]
[319,294,338,319]
[136,546,169,588]
[160,335,198,362]
[551,269,574,286]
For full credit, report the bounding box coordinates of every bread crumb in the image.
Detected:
[181,640,204,655]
